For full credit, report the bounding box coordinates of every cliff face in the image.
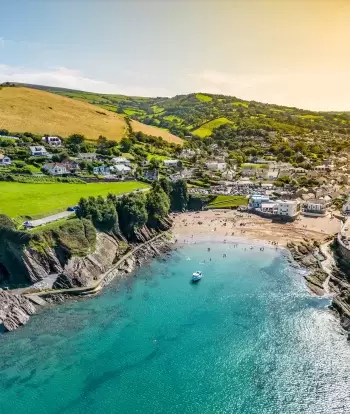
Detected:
[53,232,121,288]
[0,292,36,331]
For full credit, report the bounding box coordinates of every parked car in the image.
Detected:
[67,205,80,212]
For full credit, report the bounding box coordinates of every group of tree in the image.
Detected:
[76,179,188,240]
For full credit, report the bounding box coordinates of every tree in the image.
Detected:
[146,182,170,227]
[159,177,172,196]
[120,137,132,153]
[149,158,160,170]
[116,193,148,239]
[171,180,188,211]
[66,134,85,153]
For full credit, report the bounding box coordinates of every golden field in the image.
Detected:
[0,87,182,144]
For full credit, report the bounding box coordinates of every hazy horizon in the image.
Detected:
[1,0,350,111]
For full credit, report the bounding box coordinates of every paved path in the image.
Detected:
[25,211,75,229]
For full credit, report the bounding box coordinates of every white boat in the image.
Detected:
[192,271,202,282]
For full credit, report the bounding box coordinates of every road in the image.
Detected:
[25,211,75,228]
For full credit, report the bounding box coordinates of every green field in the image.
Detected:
[233,101,249,108]
[196,93,213,102]
[193,117,235,138]
[164,115,183,123]
[208,195,248,209]
[0,181,149,219]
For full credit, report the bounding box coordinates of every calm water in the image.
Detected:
[1,243,350,414]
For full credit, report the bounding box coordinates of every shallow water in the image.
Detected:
[1,243,349,414]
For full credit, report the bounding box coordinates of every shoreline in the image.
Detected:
[2,210,348,335]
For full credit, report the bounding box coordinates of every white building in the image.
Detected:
[163,159,183,168]
[0,154,12,166]
[302,199,327,217]
[42,136,62,147]
[179,149,199,159]
[77,153,97,161]
[29,146,48,157]
[112,156,131,166]
[276,200,300,218]
[42,163,69,176]
[206,161,226,172]
[110,164,131,177]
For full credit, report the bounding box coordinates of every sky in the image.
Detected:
[1,0,350,110]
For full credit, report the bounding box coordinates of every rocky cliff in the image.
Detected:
[0,291,36,331]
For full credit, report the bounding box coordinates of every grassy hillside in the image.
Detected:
[193,117,235,138]
[0,86,182,144]
[0,181,149,219]
[25,85,350,139]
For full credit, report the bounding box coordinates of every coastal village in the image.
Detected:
[1,86,350,340]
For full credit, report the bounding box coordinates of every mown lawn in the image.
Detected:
[208,195,248,209]
[0,181,149,219]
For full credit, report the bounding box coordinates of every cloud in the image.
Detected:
[0,65,172,97]
[188,69,350,111]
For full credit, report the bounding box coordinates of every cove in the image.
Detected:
[0,243,350,414]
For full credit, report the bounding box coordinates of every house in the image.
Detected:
[206,161,226,172]
[110,164,131,177]
[0,154,12,166]
[42,136,62,147]
[43,163,69,176]
[265,169,279,180]
[29,146,48,157]
[93,166,110,176]
[313,164,334,172]
[276,200,300,218]
[179,149,199,159]
[302,199,327,217]
[144,169,159,181]
[163,159,183,168]
[112,156,131,166]
[77,153,97,161]
[342,198,350,215]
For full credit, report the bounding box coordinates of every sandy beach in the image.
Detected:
[173,210,341,246]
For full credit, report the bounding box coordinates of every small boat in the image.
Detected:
[192,271,203,282]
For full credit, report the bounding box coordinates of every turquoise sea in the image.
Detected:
[1,242,350,414]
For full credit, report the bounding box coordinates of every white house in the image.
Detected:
[206,161,226,172]
[110,164,131,177]
[29,146,48,157]
[112,156,131,166]
[179,149,198,159]
[302,199,327,217]
[276,200,300,218]
[0,154,12,166]
[42,163,69,176]
[77,153,97,161]
[42,136,62,147]
[163,159,183,168]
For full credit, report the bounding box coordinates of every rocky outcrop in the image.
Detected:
[22,246,63,283]
[53,233,120,289]
[0,291,36,331]
[287,239,328,294]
